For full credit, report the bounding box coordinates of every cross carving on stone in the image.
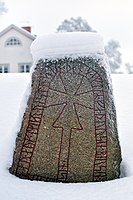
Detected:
[45,70,93,182]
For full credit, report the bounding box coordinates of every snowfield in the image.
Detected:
[0,73,133,200]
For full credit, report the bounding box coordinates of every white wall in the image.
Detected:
[0,29,34,73]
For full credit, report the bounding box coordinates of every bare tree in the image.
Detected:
[105,40,122,73]
[57,17,96,33]
[0,0,7,15]
[125,63,133,74]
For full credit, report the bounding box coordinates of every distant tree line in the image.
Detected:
[57,17,133,74]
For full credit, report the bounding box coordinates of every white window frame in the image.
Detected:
[18,63,32,73]
[5,37,22,46]
[0,64,9,73]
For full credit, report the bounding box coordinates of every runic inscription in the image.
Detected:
[91,77,108,181]
[10,57,121,182]
[15,70,54,176]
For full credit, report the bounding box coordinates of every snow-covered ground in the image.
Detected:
[0,73,133,200]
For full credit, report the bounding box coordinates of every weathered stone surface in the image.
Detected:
[10,57,121,182]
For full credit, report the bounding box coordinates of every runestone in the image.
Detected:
[10,57,121,182]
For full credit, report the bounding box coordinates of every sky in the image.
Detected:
[0,0,133,65]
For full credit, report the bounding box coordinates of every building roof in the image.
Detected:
[0,24,36,40]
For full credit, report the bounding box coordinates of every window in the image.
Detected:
[0,64,9,73]
[5,37,22,46]
[18,63,31,73]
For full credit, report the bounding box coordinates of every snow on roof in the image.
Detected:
[31,32,105,62]
[0,24,35,40]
